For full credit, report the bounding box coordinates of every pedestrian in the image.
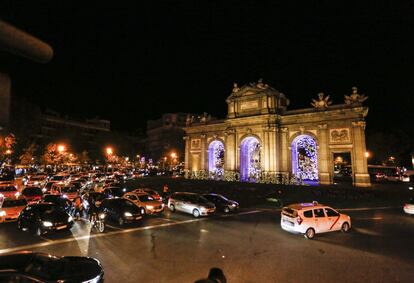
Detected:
[162,184,169,199]
[194,267,227,283]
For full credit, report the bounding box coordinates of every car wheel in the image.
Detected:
[304,228,315,239]
[193,209,200,218]
[169,204,175,212]
[341,222,350,233]
[118,217,125,226]
[223,206,230,213]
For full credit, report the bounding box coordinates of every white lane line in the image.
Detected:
[0,210,262,255]
[105,224,122,231]
[339,206,398,212]
[354,217,383,220]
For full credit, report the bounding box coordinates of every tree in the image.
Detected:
[19,143,37,165]
[0,133,16,164]
[41,143,60,166]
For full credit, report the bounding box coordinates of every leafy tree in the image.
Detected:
[19,143,37,165]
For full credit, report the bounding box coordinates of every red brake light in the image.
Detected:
[296,216,303,225]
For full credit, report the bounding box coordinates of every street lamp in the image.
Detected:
[5,149,12,155]
[171,152,177,159]
[365,151,370,158]
[57,144,65,153]
[106,147,113,156]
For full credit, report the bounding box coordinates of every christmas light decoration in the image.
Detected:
[292,135,318,180]
[208,140,225,177]
[240,137,261,181]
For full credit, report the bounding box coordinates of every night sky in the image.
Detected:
[1,1,413,135]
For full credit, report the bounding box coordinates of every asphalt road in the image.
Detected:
[0,206,413,283]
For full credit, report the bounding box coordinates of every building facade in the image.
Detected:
[184,80,370,187]
[146,113,190,162]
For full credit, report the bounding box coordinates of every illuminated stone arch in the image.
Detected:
[208,140,225,177]
[239,135,261,181]
[291,134,318,181]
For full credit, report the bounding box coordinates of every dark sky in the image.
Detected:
[1,1,413,134]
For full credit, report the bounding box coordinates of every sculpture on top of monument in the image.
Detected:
[232,82,240,93]
[344,86,368,105]
[256,78,269,89]
[311,92,332,109]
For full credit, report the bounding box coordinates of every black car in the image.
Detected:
[85,191,106,207]
[101,198,142,225]
[17,203,74,235]
[0,251,104,282]
[103,186,127,198]
[203,193,239,213]
[21,186,43,204]
[41,194,74,215]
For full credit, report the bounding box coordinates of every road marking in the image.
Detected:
[105,224,122,230]
[39,236,53,243]
[354,217,383,220]
[353,227,382,236]
[0,210,262,255]
[339,206,398,211]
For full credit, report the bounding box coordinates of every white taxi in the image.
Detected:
[281,202,351,239]
[403,198,414,215]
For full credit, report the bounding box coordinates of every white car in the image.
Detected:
[281,202,351,239]
[403,198,414,215]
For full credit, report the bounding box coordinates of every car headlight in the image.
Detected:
[15,192,20,197]
[68,216,73,222]
[0,211,6,217]
[231,203,237,207]
[43,221,53,227]
[122,188,127,192]
[63,194,68,199]
[42,188,47,193]
[124,212,132,217]
[34,181,39,185]
[146,205,154,210]
[200,207,207,211]
[99,213,106,219]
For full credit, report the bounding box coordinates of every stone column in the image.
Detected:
[317,124,331,185]
[263,125,277,173]
[279,127,289,176]
[183,136,190,170]
[200,134,207,171]
[224,129,236,171]
[352,121,371,187]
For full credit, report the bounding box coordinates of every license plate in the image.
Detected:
[56,225,67,230]
[283,219,294,226]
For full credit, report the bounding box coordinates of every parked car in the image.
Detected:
[134,188,162,201]
[21,186,43,204]
[124,191,164,215]
[281,202,351,239]
[17,202,74,236]
[25,175,48,187]
[101,198,142,225]
[103,186,127,198]
[403,197,414,215]
[0,197,27,223]
[41,194,74,215]
[0,185,20,199]
[168,192,216,218]
[61,186,80,201]
[0,251,104,282]
[203,193,239,213]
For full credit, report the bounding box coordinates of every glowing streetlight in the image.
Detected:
[171,152,177,159]
[106,147,113,155]
[365,151,370,158]
[57,144,65,153]
[5,149,12,155]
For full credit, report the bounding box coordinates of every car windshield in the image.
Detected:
[0,186,16,192]
[24,254,65,280]
[138,195,154,202]
[192,195,210,204]
[1,198,27,208]
[23,187,43,196]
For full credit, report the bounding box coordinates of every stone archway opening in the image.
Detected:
[240,136,261,181]
[291,134,318,182]
[208,140,225,178]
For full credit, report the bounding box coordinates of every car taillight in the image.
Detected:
[296,216,303,225]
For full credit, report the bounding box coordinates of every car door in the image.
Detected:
[173,195,185,212]
[313,208,329,233]
[181,195,196,213]
[324,208,341,231]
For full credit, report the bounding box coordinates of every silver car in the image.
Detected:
[168,192,215,218]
